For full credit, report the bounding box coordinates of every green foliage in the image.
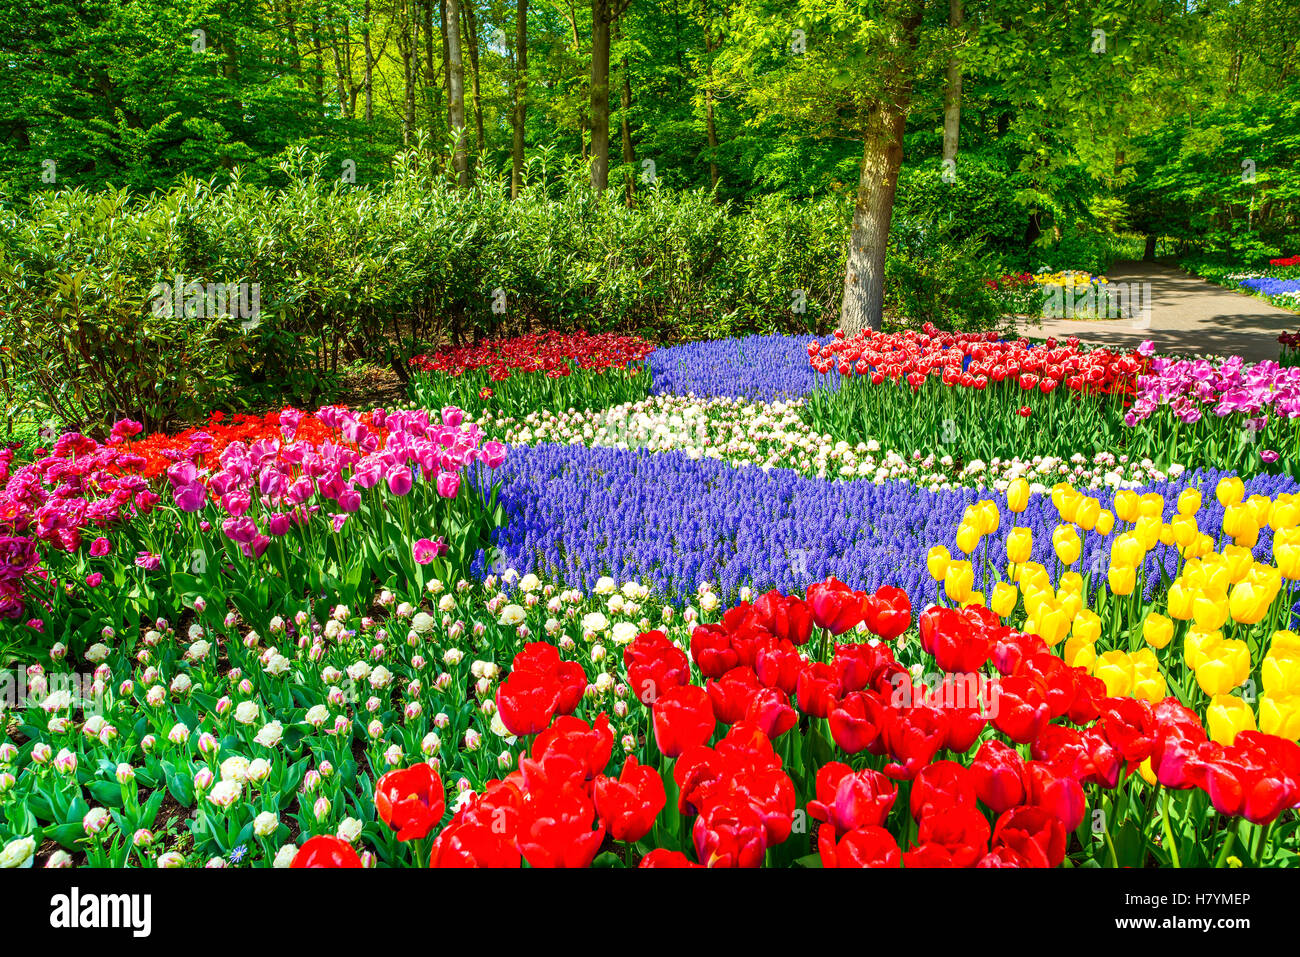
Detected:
[885,216,1011,333]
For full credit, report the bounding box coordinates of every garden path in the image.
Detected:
[1015,260,1298,363]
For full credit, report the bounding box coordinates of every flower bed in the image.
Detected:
[472,441,1299,608]
[0,408,506,649]
[477,394,1190,489]
[408,331,655,419]
[649,334,834,402]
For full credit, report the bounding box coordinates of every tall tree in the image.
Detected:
[446,0,470,184]
[839,1,925,332]
[590,0,632,191]
[941,0,961,163]
[511,0,528,198]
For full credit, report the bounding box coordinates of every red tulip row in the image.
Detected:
[290,581,1298,867]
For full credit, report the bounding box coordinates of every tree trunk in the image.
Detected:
[838,7,924,334]
[512,0,529,199]
[446,0,469,186]
[941,0,962,163]
[620,53,635,204]
[463,0,486,153]
[363,0,375,123]
[1143,234,1158,261]
[590,0,612,192]
[702,2,719,191]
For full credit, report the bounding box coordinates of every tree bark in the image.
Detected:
[702,1,719,191]
[363,0,375,123]
[446,0,469,186]
[838,6,924,334]
[942,0,962,163]
[512,0,529,199]
[620,51,635,204]
[590,0,613,191]
[463,0,486,153]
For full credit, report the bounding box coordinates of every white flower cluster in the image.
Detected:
[480,394,1188,491]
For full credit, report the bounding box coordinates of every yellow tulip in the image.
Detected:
[1192,590,1229,631]
[1094,651,1133,697]
[1221,545,1254,583]
[1158,523,1176,547]
[955,522,982,556]
[1196,659,1242,697]
[962,592,985,609]
[1166,580,1195,620]
[1262,650,1300,696]
[1216,475,1244,508]
[1139,493,1164,518]
[1095,509,1115,536]
[979,500,1001,536]
[1170,514,1199,549]
[1228,580,1272,626]
[1006,527,1033,564]
[1143,612,1174,650]
[1222,503,1253,539]
[1113,490,1140,523]
[1268,629,1300,656]
[1275,542,1300,580]
[1110,533,1142,569]
[1007,478,1030,513]
[1268,497,1299,532]
[1134,515,1161,551]
[1247,494,1272,528]
[989,581,1017,618]
[1052,525,1081,566]
[1072,609,1102,644]
[927,545,951,581]
[1063,634,1097,671]
[1183,627,1224,670]
[1075,497,1100,532]
[1050,483,1072,516]
[1058,571,1084,595]
[1258,695,1300,739]
[1058,589,1083,621]
[1206,695,1256,745]
[1233,523,1260,549]
[1107,562,1136,596]
[1032,603,1071,647]
[1132,668,1168,703]
[944,560,974,602]
[1177,488,1202,515]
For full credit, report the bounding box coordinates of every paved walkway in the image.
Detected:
[1016,260,1298,363]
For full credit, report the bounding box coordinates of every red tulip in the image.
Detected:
[970,740,1028,814]
[916,805,990,867]
[429,818,521,868]
[291,834,362,868]
[495,669,562,737]
[639,849,701,867]
[807,761,897,837]
[593,757,667,843]
[706,666,762,725]
[883,704,949,781]
[623,630,690,704]
[796,661,840,718]
[1025,761,1086,832]
[693,800,767,868]
[818,825,901,868]
[806,577,863,635]
[374,762,445,841]
[991,674,1051,744]
[690,623,740,679]
[745,686,798,739]
[909,760,976,819]
[754,637,803,694]
[753,589,813,646]
[515,780,606,868]
[652,685,716,758]
[991,805,1067,868]
[861,585,911,640]
[828,690,887,754]
[531,713,614,781]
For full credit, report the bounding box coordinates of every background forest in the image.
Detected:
[1,0,1299,428]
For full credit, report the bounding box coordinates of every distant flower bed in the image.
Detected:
[409,331,654,419]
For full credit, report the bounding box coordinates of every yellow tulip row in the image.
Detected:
[934,476,1300,747]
